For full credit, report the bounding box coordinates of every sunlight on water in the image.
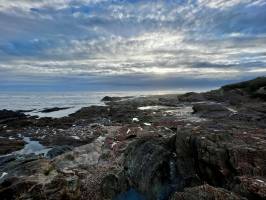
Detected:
[0,90,193,117]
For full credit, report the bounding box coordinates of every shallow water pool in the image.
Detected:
[17,137,51,156]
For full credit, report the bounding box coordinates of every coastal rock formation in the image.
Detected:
[40,107,72,113]
[0,139,25,155]
[0,77,265,200]
[170,184,246,200]
[123,138,177,200]
[192,103,232,118]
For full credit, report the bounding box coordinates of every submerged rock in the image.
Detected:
[40,107,72,113]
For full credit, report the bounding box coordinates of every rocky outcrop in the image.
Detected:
[0,110,28,124]
[0,77,265,200]
[123,138,177,200]
[170,184,246,200]
[178,92,206,102]
[101,96,125,102]
[0,139,25,155]
[192,103,232,118]
[222,77,266,97]
[0,156,77,200]
[172,124,266,199]
[232,176,266,199]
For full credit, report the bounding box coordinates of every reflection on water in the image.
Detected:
[17,137,51,156]
[0,91,187,118]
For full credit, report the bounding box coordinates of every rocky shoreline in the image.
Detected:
[0,77,266,200]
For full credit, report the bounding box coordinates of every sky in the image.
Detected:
[0,0,266,92]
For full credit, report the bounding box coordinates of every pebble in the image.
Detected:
[71,136,80,140]
[0,172,8,180]
[144,123,151,126]
[132,118,139,122]
[111,142,117,148]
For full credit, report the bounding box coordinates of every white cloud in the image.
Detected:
[197,0,252,9]
[0,0,265,83]
[0,0,107,11]
[1,29,265,79]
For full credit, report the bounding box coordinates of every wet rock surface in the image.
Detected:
[0,77,266,200]
[0,139,25,155]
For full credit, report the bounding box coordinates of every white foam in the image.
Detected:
[138,106,170,110]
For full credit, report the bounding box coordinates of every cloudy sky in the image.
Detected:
[0,0,266,91]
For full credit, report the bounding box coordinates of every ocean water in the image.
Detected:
[0,90,190,118]
[17,137,51,156]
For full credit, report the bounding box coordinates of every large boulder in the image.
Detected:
[192,103,232,118]
[123,138,179,200]
[177,126,266,199]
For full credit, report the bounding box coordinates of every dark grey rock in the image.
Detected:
[40,107,71,113]
[47,145,73,159]
[192,103,231,118]
[170,184,246,200]
[123,138,179,200]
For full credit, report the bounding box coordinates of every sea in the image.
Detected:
[0,89,203,118]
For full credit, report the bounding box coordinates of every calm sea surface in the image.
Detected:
[0,90,203,118]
